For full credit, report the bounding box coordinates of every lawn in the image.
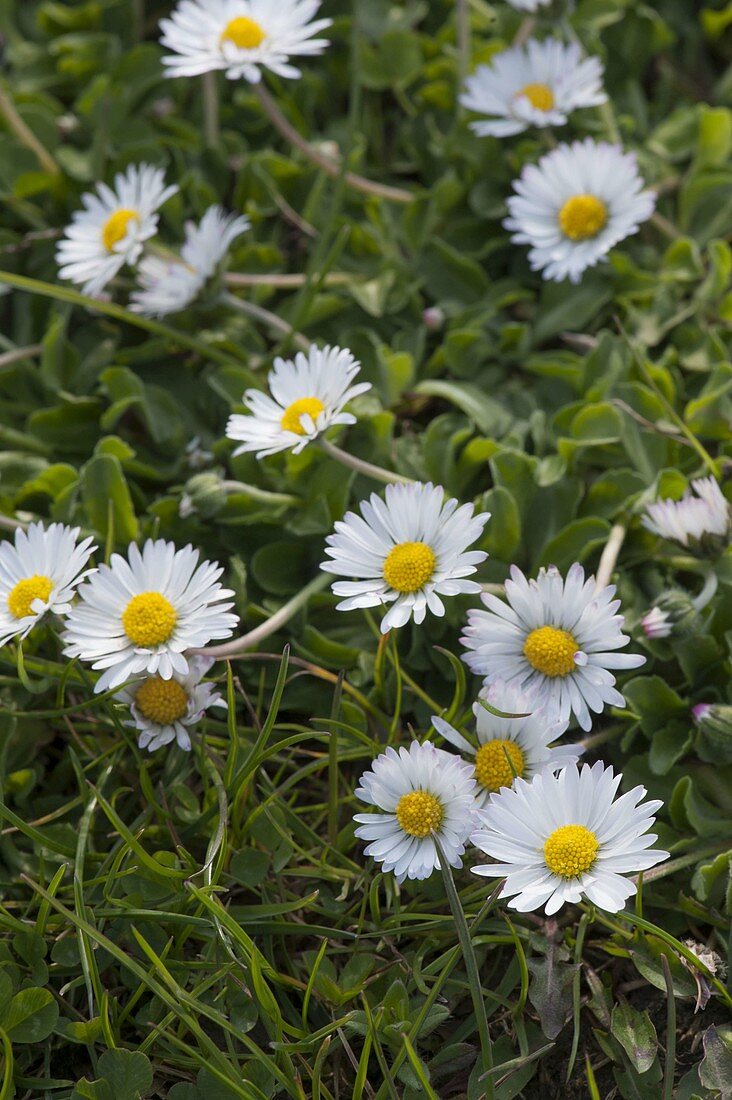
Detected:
[0,0,730,1098]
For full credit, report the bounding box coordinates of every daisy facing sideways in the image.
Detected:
[116,655,225,752]
[353,741,478,883]
[226,344,371,458]
[505,138,655,283]
[461,562,645,732]
[56,164,178,297]
[0,523,96,647]
[62,538,238,693]
[321,481,490,633]
[159,0,331,83]
[433,680,582,808]
[461,39,605,138]
[130,206,249,316]
[643,475,730,554]
[471,761,669,914]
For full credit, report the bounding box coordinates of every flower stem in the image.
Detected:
[319,438,414,486]
[0,269,253,375]
[435,836,495,1099]
[595,523,627,590]
[456,0,470,92]
[202,72,220,147]
[691,567,718,613]
[225,271,356,289]
[0,82,59,175]
[0,344,42,370]
[222,291,311,354]
[194,572,330,659]
[254,84,414,205]
[220,480,299,507]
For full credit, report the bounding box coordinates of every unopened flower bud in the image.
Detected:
[641,606,673,639]
[693,704,732,763]
[179,472,227,519]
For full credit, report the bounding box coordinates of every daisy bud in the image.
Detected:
[641,606,673,639]
[693,704,732,762]
[179,473,228,520]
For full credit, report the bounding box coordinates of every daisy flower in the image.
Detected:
[321,482,490,634]
[130,206,250,316]
[0,523,96,648]
[643,476,730,554]
[160,0,331,83]
[461,562,645,732]
[504,138,655,283]
[353,741,478,883]
[56,164,178,297]
[461,40,606,138]
[226,344,371,458]
[471,761,669,914]
[433,681,582,808]
[116,655,225,752]
[62,539,238,693]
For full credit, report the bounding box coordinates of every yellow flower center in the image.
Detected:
[474,739,525,792]
[523,626,578,678]
[517,82,555,111]
[395,790,443,838]
[122,592,177,647]
[280,396,325,435]
[558,194,608,241]
[102,208,139,252]
[543,824,599,878]
[383,542,437,594]
[220,16,266,49]
[134,676,189,725]
[7,575,54,619]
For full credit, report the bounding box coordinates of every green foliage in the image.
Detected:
[0,0,730,1097]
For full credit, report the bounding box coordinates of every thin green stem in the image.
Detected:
[588,906,732,1009]
[319,439,414,485]
[435,837,495,1100]
[194,573,330,659]
[202,71,220,147]
[619,323,720,477]
[254,83,414,204]
[0,344,42,369]
[220,480,300,508]
[0,270,253,375]
[0,82,59,175]
[661,955,676,1100]
[222,291,311,353]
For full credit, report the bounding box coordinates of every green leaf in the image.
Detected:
[80,452,139,544]
[1,987,59,1043]
[611,1002,658,1074]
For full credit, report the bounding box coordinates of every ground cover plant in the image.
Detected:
[0,0,731,1096]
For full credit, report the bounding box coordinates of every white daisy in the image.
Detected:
[504,138,655,283]
[321,482,490,634]
[461,40,606,138]
[461,562,645,732]
[56,164,178,297]
[130,206,250,316]
[471,761,669,914]
[433,681,581,808]
[0,523,96,648]
[353,741,478,883]
[62,538,238,693]
[643,476,730,553]
[226,344,371,459]
[116,655,225,752]
[160,0,331,83]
